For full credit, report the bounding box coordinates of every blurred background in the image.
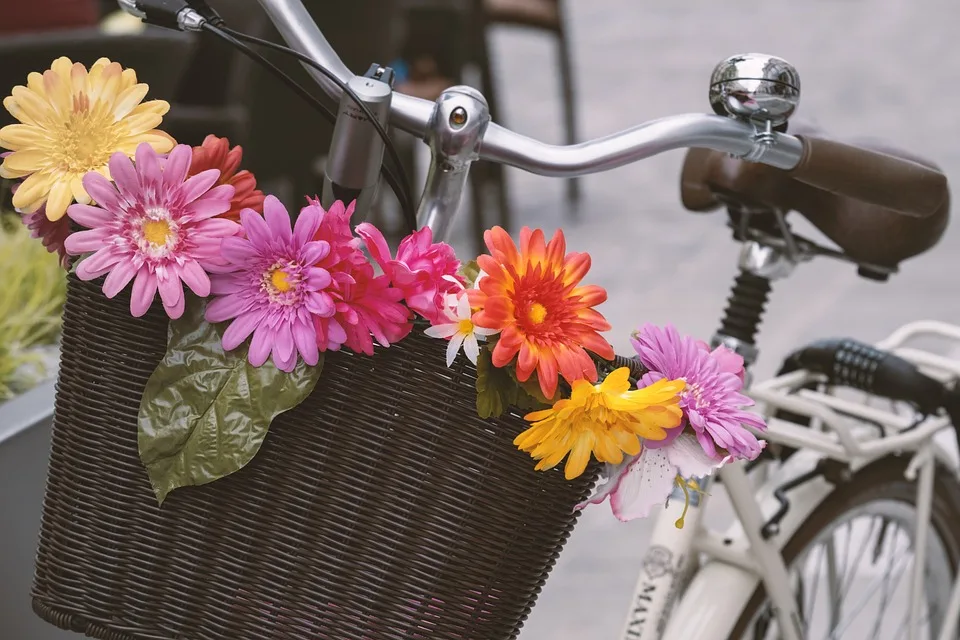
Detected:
[2,0,960,638]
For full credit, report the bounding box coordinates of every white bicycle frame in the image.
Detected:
[618,321,960,640]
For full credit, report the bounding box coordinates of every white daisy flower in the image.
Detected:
[424,293,498,366]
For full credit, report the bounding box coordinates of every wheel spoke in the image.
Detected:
[739,496,954,640]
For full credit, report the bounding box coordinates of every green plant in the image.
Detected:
[0,215,67,401]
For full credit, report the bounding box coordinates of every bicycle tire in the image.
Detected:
[730,454,960,639]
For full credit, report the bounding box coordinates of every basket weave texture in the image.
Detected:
[31,275,628,640]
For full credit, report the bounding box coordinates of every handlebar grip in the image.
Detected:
[788,136,948,219]
[786,338,945,414]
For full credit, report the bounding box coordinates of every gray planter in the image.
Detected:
[0,378,76,639]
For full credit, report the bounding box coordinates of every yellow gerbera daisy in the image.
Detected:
[515,367,685,480]
[0,57,175,221]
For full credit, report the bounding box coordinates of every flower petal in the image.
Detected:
[101,259,138,298]
[463,334,480,365]
[263,195,292,243]
[221,308,267,350]
[446,332,466,367]
[179,169,220,204]
[608,448,677,521]
[67,203,112,228]
[205,293,248,323]
[130,268,158,317]
[424,323,458,339]
[248,323,274,367]
[64,228,110,254]
[75,247,122,279]
[178,260,211,297]
[163,143,192,192]
[45,179,74,221]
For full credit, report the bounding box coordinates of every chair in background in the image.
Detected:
[478,0,581,218]
[394,1,512,255]
[0,26,197,129]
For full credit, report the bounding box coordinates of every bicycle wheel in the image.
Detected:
[731,455,960,639]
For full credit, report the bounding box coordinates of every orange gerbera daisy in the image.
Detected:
[469,226,615,400]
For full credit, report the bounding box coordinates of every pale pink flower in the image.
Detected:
[64,143,237,318]
[205,196,334,372]
[356,223,464,324]
[578,433,726,521]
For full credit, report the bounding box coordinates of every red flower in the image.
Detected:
[187,135,264,222]
[8,177,70,269]
[22,207,71,270]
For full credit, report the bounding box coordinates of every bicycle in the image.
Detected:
[116,1,960,638]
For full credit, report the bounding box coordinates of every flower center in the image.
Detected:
[142,220,171,246]
[528,302,548,325]
[682,378,706,409]
[457,318,474,334]
[263,262,302,305]
[134,208,179,259]
[271,269,293,292]
[51,100,120,175]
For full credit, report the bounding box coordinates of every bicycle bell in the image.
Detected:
[709,54,800,128]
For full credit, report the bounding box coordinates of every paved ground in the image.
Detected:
[430,0,960,638]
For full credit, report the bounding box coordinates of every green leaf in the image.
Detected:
[460,260,481,287]
[474,337,549,419]
[138,295,322,505]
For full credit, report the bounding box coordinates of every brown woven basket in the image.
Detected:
[32,274,639,640]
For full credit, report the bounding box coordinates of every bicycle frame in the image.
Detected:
[622,321,960,640]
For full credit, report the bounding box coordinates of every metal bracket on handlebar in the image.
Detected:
[417,86,491,242]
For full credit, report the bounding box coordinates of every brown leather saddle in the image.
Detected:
[679,121,950,269]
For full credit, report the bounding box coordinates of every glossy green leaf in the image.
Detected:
[138,295,322,505]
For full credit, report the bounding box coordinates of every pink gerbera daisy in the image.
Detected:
[631,323,765,459]
[356,223,464,324]
[299,198,413,354]
[205,196,334,372]
[63,143,237,318]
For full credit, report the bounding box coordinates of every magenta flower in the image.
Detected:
[205,196,334,372]
[63,143,238,318]
[22,206,71,270]
[316,262,412,356]
[356,223,464,324]
[631,323,765,459]
[298,198,412,354]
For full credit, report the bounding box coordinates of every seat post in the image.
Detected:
[712,240,797,370]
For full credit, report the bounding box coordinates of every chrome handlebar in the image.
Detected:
[255,0,806,239]
[256,0,804,175]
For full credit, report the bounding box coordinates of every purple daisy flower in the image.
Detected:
[575,324,767,522]
[204,195,335,372]
[632,323,766,460]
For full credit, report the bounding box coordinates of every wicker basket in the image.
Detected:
[31,274,632,640]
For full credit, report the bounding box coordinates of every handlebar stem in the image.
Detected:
[255,0,434,137]
[418,86,491,242]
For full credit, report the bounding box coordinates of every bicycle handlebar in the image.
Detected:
[255,0,804,174]
[254,0,946,219]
